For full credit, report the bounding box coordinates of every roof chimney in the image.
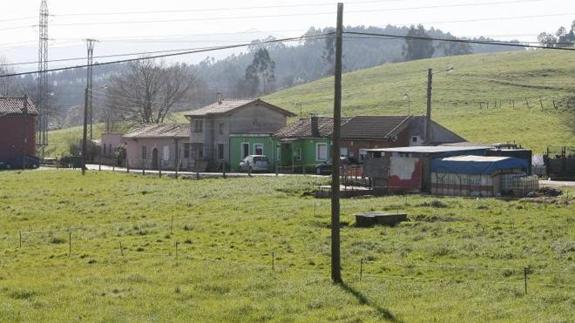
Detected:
[217,92,223,105]
[311,114,320,137]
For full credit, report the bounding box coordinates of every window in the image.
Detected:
[316,143,328,161]
[193,119,203,133]
[241,143,250,158]
[411,136,419,144]
[141,146,147,160]
[340,147,348,157]
[219,123,225,135]
[218,144,225,160]
[163,146,170,161]
[191,143,203,160]
[183,143,191,158]
[254,143,264,155]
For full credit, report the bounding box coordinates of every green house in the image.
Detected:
[274,116,335,173]
[229,134,279,171]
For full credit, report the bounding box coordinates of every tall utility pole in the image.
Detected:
[81,87,88,175]
[85,39,97,141]
[37,0,49,159]
[330,2,344,284]
[425,68,433,145]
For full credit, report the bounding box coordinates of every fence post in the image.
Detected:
[275,163,279,176]
[159,160,162,178]
[142,159,146,176]
[523,267,527,295]
[360,258,364,282]
[175,241,179,263]
[175,159,179,178]
[19,231,22,248]
[119,241,124,256]
[68,231,72,257]
[170,215,174,234]
[126,159,130,173]
[272,251,275,271]
[222,161,227,179]
[99,155,102,172]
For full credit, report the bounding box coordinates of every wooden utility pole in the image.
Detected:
[81,87,89,175]
[425,68,433,145]
[330,2,344,284]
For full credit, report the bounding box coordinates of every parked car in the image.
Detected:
[239,155,270,172]
[314,156,358,175]
[0,161,11,170]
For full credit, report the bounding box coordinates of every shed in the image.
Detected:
[431,155,536,197]
[363,145,491,193]
[0,96,38,167]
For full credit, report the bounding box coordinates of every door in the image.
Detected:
[152,148,159,170]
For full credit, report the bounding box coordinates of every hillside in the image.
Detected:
[49,50,574,157]
[264,50,575,153]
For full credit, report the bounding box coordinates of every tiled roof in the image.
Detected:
[123,123,190,139]
[0,97,38,116]
[274,117,351,138]
[183,98,295,117]
[340,115,411,139]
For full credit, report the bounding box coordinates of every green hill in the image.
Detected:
[264,50,575,153]
[48,50,574,157]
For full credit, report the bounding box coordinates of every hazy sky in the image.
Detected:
[1,0,574,69]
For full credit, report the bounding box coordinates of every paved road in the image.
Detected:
[539,180,575,187]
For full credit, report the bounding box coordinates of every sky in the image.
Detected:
[1,0,574,71]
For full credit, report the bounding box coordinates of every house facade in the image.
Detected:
[229,134,278,171]
[184,98,295,170]
[0,96,38,167]
[123,124,192,170]
[270,115,465,173]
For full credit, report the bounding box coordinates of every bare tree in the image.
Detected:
[105,59,197,125]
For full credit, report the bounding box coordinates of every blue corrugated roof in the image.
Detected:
[431,155,528,175]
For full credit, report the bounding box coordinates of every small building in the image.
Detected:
[340,115,465,161]
[184,97,295,170]
[100,133,125,165]
[431,155,535,197]
[123,124,191,170]
[364,145,491,193]
[0,96,38,167]
[273,116,344,172]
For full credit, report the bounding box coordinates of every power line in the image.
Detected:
[0,33,333,79]
[343,31,575,50]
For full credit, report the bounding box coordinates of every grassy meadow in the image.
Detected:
[0,170,574,322]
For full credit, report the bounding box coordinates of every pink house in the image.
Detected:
[123,124,192,170]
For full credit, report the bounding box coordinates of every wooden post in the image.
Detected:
[19,231,22,248]
[99,155,102,171]
[330,2,344,284]
[68,231,72,257]
[175,241,179,262]
[360,258,363,282]
[170,215,174,234]
[142,159,146,175]
[525,98,530,109]
[159,160,162,178]
[126,159,130,173]
[272,251,275,271]
[539,97,544,111]
[222,161,227,179]
[552,99,557,110]
[119,241,124,256]
[523,268,527,295]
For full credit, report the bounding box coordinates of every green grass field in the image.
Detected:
[264,50,575,153]
[0,170,574,321]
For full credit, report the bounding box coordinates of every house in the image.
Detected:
[184,97,295,170]
[229,134,278,171]
[340,115,465,161]
[431,155,536,197]
[123,123,191,170]
[273,116,349,172]
[363,145,491,193]
[0,96,38,167]
[270,115,465,173]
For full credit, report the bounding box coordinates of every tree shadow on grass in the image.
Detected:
[339,282,403,323]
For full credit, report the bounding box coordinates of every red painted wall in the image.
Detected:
[0,115,37,161]
[388,159,423,192]
[342,127,411,158]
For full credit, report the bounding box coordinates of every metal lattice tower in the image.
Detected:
[37,0,49,157]
[86,39,97,141]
